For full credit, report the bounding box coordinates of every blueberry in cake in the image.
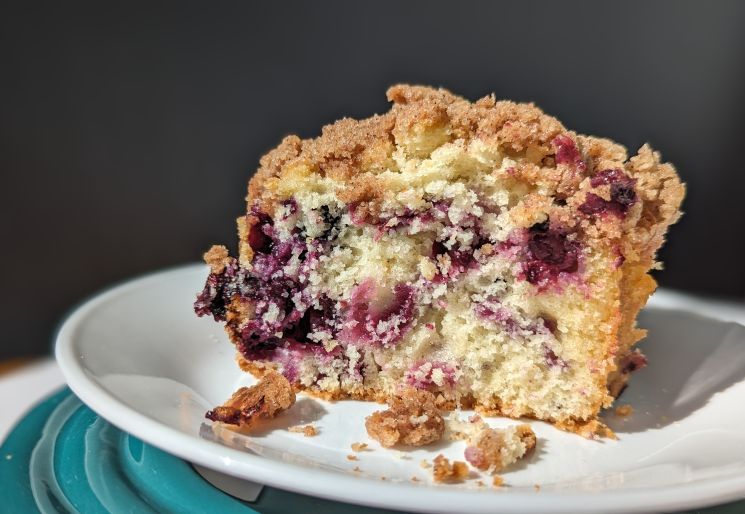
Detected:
[196,85,684,432]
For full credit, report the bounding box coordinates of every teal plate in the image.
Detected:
[2,389,743,513]
[0,389,402,514]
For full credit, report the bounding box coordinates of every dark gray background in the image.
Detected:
[2,1,744,360]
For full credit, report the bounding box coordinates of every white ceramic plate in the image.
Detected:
[55,264,745,514]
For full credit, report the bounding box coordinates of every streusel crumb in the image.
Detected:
[463,424,536,472]
[351,442,368,452]
[615,404,634,417]
[492,475,505,487]
[205,370,295,428]
[432,454,469,483]
[556,418,616,440]
[365,389,444,447]
[203,245,231,274]
[289,424,318,436]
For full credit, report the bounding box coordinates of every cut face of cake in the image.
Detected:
[195,85,684,429]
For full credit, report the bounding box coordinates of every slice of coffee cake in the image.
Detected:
[195,85,684,429]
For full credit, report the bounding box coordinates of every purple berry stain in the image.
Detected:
[339,278,416,348]
[522,221,580,287]
[579,169,638,218]
[552,135,586,172]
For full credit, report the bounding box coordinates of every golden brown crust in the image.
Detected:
[243,84,574,228]
[365,389,445,448]
[237,355,616,437]
[240,85,683,270]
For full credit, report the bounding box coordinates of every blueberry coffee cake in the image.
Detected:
[195,85,684,432]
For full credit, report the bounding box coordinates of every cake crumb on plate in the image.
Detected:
[205,370,295,429]
[288,424,318,436]
[351,442,368,452]
[365,389,444,448]
[615,404,634,417]
[432,454,469,483]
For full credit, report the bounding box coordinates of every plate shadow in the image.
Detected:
[604,307,745,434]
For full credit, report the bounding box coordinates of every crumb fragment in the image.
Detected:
[492,475,504,487]
[203,245,231,274]
[420,459,431,469]
[457,420,536,472]
[380,476,387,481]
[614,404,634,417]
[365,389,444,448]
[476,480,485,487]
[534,484,541,492]
[351,442,368,452]
[346,454,358,461]
[411,476,420,482]
[556,418,617,440]
[446,413,490,441]
[205,370,295,428]
[288,424,318,436]
[432,454,469,483]
[353,466,362,472]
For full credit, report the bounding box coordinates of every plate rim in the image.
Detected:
[55,264,745,514]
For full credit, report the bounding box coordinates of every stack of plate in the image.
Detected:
[4,265,744,513]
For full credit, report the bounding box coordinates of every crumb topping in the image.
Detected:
[203,245,231,274]
[289,424,318,436]
[351,442,368,452]
[205,371,295,428]
[432,454,469,483]
[365,389,445,447]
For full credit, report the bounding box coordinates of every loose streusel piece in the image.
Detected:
[346,454,358,461]
[432,454,469,483]
[288,424,318,436]
[615,404,634,417]
[463,424,536,472]
[492,475,505,487]
[365,389,444,447]
[205,370,295,428]
[351,442,368,452]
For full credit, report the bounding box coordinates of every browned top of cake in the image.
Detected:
[245,84,684,267]
[249,84,567,206]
